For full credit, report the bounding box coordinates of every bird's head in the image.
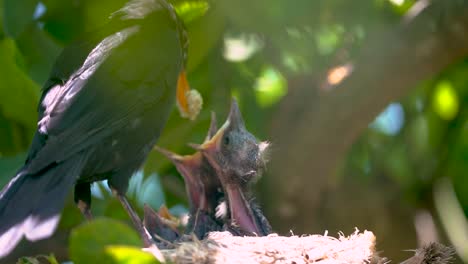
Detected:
[112,0,200,120]
[191,99,269,187]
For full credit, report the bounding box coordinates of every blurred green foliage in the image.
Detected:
[17,254,59,264]
[69,218,157,264]
[1,0,468,262]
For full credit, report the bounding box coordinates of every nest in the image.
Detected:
[162,230,379,264]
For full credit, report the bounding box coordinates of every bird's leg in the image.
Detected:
[74,183,93,221]
[111,189,154,247]
[143,205,179,247]
[77,201,93,221]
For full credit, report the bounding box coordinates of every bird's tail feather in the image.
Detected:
[0,154,87,258]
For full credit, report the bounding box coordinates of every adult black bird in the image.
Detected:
[0,0,195,257]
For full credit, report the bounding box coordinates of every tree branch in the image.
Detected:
[265,0,468,231]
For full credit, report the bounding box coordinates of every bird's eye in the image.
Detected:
[223,135,230,145]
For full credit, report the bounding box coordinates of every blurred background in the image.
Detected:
[0,0,468,263]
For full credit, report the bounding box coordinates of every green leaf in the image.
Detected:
[44,254,59,264]
[185,5,226,72]
[0,38,40,129]
[16,25,62,84]
[16,257,40,264]
[69,218,143,264]
[105,246,159,264]
[16,254,58,264]
[432,80,459,121]
[174,1,209,24]
[254,66,287,107]
[3,0,38,38]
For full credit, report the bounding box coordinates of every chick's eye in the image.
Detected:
[223,135,230,145]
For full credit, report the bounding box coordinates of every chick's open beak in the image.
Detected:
[189,99,244,158]
[176,70,203,121]
[154,146,204,210]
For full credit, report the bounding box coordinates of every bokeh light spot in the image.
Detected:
[174,1,209,24]
[370,102,405,135]
[254,66,287,107]
[223,34,263,62]
[389,0,405,6]
[324,63,354,89]
[33,2,46,20]
[432,81,459,121]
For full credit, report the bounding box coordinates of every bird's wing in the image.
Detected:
[27,23,181,173]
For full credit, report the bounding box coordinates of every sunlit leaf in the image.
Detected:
[105,246,158,264]
[3,0,38,38]
[174,1,209,24]
[388,0,405,7]
[254,66,287,107]
[70,218,142,264]
[432,81,459,121]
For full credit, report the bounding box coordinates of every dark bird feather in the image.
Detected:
[0,0,189,257]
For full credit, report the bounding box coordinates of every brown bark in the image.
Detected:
[265,0,468,232]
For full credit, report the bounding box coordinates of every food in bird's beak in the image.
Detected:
[176,70,202,121]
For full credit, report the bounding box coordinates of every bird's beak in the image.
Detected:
[176,71,190,115]
[189,99,244,162]
[205,112,218,142]
[226,98,246,130]
[225,184,261,234]
[143,204,180,241]
[154,146,205,210]
[176,70,202,120]
[190,99,262,234]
